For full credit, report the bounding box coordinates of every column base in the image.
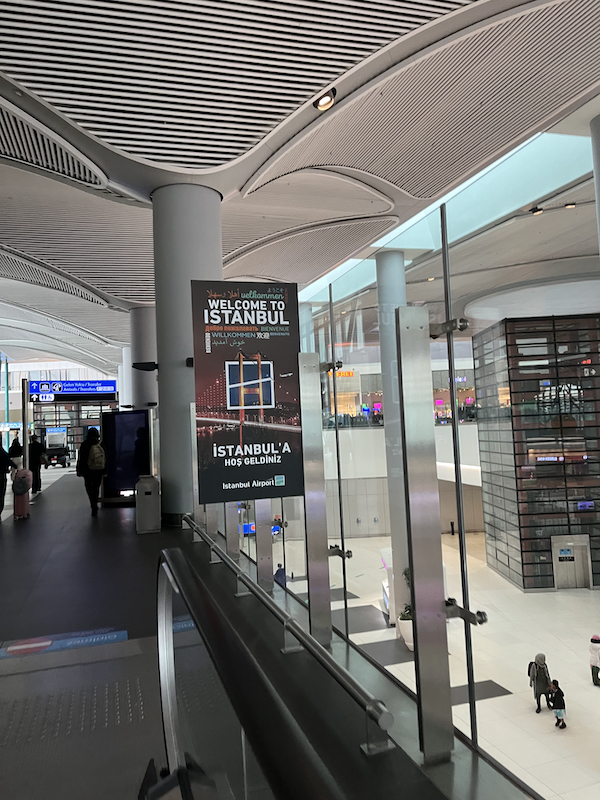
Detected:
[161,512,183,528]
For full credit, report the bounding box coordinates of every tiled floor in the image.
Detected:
[283,531,600,800]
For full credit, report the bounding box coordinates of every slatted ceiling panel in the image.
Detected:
[0,105,105,187]
[542,182,595,209]
[0,318,122,368]
[222,171,393,255]
[0,162,395,303]
[0,321,119,365]
[0,278,131,344]
[0,327,120,370]
[0,164,155,302]
[250,0,600,198]
[0,0,473,168]
[0,247,106,304]
[442,209,598,277]
[441,260,600,300]
[224,216,398,283]
[0,302,115,346]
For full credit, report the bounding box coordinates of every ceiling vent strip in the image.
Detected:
[0,245,106,305]
[249,0,600,198]
[0,0,474,168]
[0,98,107,187]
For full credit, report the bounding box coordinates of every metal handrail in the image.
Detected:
[182,513,394,735]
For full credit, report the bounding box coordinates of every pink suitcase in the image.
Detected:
[14,491,30,520]
[13,469,32,520]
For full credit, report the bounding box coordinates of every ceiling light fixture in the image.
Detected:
[531,207,544,216]
[428,277,435,282]
[565,203,576,209]
[314,88,336,111]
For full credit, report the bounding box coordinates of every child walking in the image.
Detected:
[548,680,566,729]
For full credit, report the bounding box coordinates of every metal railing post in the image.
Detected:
[157,562,184,771]
[440,203,478,745]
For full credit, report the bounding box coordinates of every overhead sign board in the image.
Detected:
[0,422,21,431]
[29,380,117,395]
[192,280,304,504]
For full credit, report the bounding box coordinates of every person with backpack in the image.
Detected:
[8,435,23,479]
[0,433,17,519]
[76,428,106,516]
[529,653,552,713]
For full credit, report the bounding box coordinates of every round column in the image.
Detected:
[130,306,158,408]
[153,184,223,525]
[375,249,409,623]
[119,346,133,408]
[591,115,600,252]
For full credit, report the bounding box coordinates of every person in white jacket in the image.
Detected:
[590,635,600,687]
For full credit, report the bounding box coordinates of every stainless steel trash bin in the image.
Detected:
[136,475,161,534]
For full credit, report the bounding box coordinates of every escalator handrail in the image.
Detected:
[182,513,393,733]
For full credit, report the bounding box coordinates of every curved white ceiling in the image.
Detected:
[248,0,600,198]
[465,279,600,321]
[0,0,473,168]
[0,0,599,368]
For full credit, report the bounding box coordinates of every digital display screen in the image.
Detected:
[101,410,150,499]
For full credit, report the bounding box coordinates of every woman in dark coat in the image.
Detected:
[529,653,552,713]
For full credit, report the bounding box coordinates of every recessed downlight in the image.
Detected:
[428,277,435,282]
[565,203,576,209]
[314,88,336,111]
[531,206,544,216]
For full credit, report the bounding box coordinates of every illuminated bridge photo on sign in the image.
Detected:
[226,360,275,410]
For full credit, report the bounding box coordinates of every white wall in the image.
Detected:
[323,424,481,485]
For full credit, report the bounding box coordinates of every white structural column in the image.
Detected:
[118,346,133,408]
[591,115,600,250]
[153,184,223,524]
[130,306,158,408]
[375,249,409,624]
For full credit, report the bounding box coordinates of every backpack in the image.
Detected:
[13,469,32,496]
[527,661,534,677]
[87,443,106,471]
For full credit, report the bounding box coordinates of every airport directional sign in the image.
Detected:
[29,380,116,396]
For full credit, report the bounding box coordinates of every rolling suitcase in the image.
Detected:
[13,469,32,520]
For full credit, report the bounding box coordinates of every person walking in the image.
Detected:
[590,634,600,686]
[0,433,17,519]
[8,435,22,459]
[529,653,552,713]
[274,563,287,587]
[28,434,46,494]
[76,428,106,516]
[548,680,567,729]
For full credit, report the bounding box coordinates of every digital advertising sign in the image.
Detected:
[191,280,304,503]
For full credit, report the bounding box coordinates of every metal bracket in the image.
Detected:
[320,360,343,373]
[281,619,304,655]
[328,544,353,560]
[360,705,396,757]
[235,573,251,598]
[445,598,488,626]
[133,361,159,371]
[429,318,469,339]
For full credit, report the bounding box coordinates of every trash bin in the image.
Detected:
[136,475,161,534]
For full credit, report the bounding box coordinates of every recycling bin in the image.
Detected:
[135,475,161,534]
